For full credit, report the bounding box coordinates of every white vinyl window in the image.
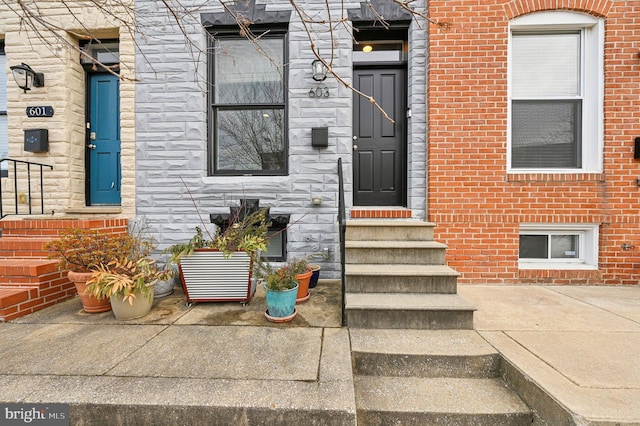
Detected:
[519,224,598,269]
[509,12,603,173]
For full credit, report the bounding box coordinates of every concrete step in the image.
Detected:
[346,264,459,294]
[346,220,436,241]
[350,329,500,378]
[345,240,447,265]
[354,376,533,426]
[345,293,476,329]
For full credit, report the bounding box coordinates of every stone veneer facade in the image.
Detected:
[134,0,427,277]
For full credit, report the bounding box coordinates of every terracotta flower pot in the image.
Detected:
[67,270,111,313]
[295,269,312,303]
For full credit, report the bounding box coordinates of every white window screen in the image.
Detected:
[512,33,580,97]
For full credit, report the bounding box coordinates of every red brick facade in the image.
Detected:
[427,1,640,284]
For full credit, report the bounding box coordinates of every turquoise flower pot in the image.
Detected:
[264,282,298,318]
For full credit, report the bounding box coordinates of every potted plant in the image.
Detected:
[153,257,178,298]
[306,250,330,289]
[45,228,136,313]
[288,258,312,303]
[85,256,170,320]
[166,206,269,304]
[308,263,321,289]
[259,263,298,323]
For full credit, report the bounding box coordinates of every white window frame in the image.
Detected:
[508,11,604,174]
[519,223,598,270]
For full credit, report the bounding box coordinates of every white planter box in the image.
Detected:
[178,249,256,304]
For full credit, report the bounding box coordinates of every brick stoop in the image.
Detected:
[0,218,128,321]
[0,259,76,322]
[350,208,412,219]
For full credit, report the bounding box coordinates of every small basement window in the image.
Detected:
[519,224,598,270]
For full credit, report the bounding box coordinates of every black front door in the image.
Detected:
[353,67,406,206]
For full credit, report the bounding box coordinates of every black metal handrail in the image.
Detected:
[337,157,347,326]
[0,158,53,218]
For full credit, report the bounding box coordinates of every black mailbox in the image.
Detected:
[24,129,49,153]
[311,127,328,148]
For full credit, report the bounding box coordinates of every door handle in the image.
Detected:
[352,136,358,140]
[353,144,358,151]
[87,144,96,150]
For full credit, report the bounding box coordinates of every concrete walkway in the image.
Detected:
[0,282,639,425]
[459,285,640,425]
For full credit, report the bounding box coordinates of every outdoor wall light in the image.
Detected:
[10,63,45,93]
[311,59,328,81]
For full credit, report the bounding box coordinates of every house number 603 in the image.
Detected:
[308,86,330,98]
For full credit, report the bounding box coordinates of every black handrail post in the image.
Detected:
[39,164,45,215]
[337,157,347,326]
[12,160,18,216]
[27,162,32,215]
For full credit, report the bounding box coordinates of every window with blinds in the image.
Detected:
[511,32,582,168]
[508,11,603,173]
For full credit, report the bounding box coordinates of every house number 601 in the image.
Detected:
[26,106,54,118]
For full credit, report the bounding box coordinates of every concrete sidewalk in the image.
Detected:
[0,282,639,425]
[459,285,640,425]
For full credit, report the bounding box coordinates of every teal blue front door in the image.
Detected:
[88,73,120,205]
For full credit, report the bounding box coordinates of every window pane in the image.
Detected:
[264,228,285,260]
[551,235,579,259]
[519,235,548,259]
[214,38,283,104]
[512,100,581,168]
[216,109,285,171]
[512,33,580,98]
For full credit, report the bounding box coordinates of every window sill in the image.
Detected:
[518,262,597,270]
[507,172,604,183]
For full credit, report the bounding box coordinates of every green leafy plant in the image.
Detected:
[288,257,310,275]
[259,262,297,291]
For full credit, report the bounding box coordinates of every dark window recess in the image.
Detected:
[209,199,290,261]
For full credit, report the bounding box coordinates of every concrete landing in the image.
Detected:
[460,285,640,425]
[0,280,355,425]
